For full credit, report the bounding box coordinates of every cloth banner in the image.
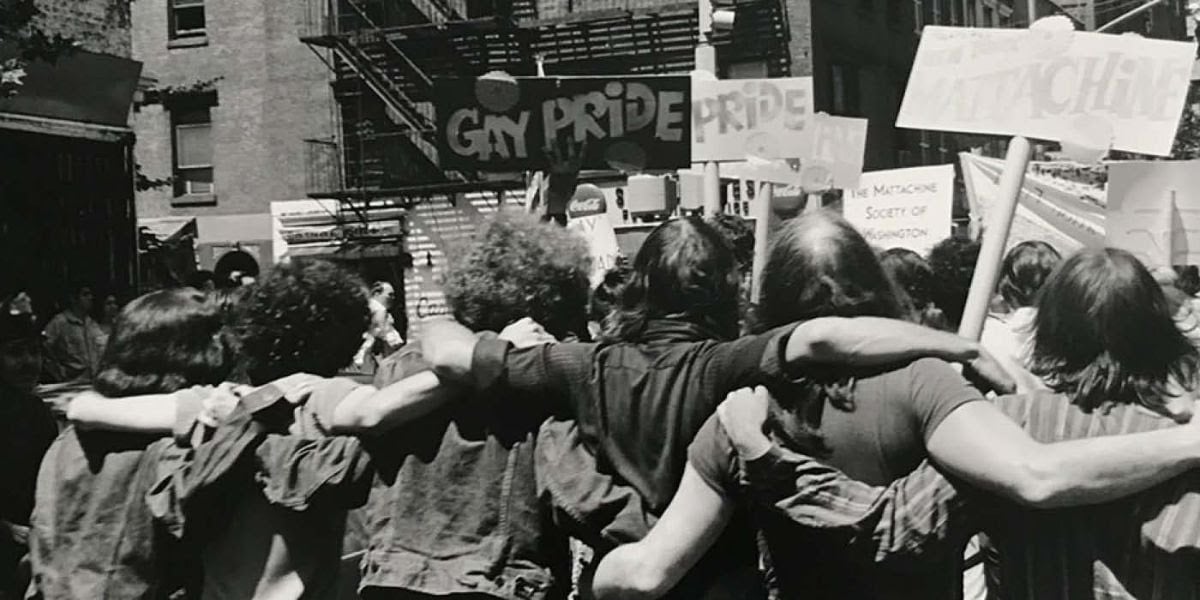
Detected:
[436,75,691,171]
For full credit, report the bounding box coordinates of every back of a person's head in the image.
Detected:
[878,247,942,325]
[704,213,754,277]
[1030,248,1199,412]
[927,236,981,329]
[94,289,238,397]
[443,210,591,340]
[605,217,740,342]
[1176,265,1200,296]
[235,260,369,386]
[589,262,631,325]
[998,241,1062,311]
[758,211,904,331]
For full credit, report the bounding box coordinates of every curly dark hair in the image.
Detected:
[927,236,981,330]
[589,261,632,325]
[443,211,591,339]
[234,260,369,386]
[705,213,754,277]
[879,247,949,330]
[603,217,741,343]
[997,240,1062,311]
[94,289,239,397]
[1030,248,1200,413]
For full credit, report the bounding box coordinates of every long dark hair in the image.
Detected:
[1029,248,1200,413]
[94,289,238,397]
[997,241,1061,311]
[756,211,906,455]
[879,247,949,329]
[602,217,741,342]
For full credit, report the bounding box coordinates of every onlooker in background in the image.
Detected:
[1175,265,1200,297]
[96,294,122,347]
[880,248,949,330]
[706,213,755,333]
[928,236,982,331]
[42,285,105,383]
[1155,267,1200,343]
[354,281,404,369]
[0,315,57,600]
[981,241,1061,384]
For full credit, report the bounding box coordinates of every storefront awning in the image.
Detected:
[138,216,197,244]
[0,45,142,136]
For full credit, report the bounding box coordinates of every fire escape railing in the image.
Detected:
[302,0,474,185]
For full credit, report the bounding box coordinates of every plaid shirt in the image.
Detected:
[742,392,1200,600]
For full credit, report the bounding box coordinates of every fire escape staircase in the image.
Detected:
[302,0,475,184]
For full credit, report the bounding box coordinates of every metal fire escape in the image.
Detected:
[302,0,792,204]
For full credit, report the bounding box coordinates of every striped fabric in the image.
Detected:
[744,392,1200,599]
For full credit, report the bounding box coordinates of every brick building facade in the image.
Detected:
[131,0,337,277]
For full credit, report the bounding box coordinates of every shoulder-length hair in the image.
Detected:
[756,211,907,455]
[1029,248,1200,413]
[997,240,1061,311]
[94,289,239,397]
[602,217,741,342]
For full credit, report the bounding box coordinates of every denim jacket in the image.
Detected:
[361,338,653,600]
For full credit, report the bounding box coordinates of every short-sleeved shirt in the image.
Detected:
[689,357,983,600]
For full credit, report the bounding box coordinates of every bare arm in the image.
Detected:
[68,390,190,433]
[786,317,982,367]
[591,465,734,600]
[328,371,455,435]
[926,401,1200,508]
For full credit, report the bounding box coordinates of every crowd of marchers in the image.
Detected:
[5,179,1200,600]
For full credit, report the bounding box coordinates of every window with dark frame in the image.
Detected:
[172,107,214,198]
[170,0,206,39]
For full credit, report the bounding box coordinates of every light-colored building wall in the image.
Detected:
[131,0,336,272]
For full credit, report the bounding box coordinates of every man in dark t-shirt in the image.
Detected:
[687,358,982,600]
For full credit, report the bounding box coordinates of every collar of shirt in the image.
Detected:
[639,319,725,344]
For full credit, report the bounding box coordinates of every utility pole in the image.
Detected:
[696,0,722,216]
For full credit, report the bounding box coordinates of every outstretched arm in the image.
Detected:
[591,465,734,600]
[926,400,1200,508]
[329,371,453,435]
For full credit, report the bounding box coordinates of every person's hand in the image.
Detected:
[962,348,1017,396]
[543,136,587,218]
[545,135,587,178]
[499,317,557,349]
[717,386,773,460]
[420,318,480,382]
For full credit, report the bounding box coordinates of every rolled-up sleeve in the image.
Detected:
[471,340,596,410]
[254,434,373,512]
[742,447,978,564]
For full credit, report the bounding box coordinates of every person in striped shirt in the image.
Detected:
[718,247,1200,599]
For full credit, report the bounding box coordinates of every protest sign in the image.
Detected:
[843,165,954,255]
[566,184,622,286]
[691,77,814,162]
[1106,160,1200,268]
[436,75,691,171]
[898,26,1197,156]
[798,113,868,190]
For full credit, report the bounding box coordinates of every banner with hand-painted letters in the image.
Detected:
[899,26,1196,156]
[436,75,691,171]
[691,77,814,162]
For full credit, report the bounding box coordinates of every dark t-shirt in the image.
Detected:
[689,357,983,600]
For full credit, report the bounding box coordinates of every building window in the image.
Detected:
[170,0,206,39]
[830,64,861,117]
[982,4,994,26]
[726,60,769,79]
[965,0,977,26]
[172,107,214,197]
